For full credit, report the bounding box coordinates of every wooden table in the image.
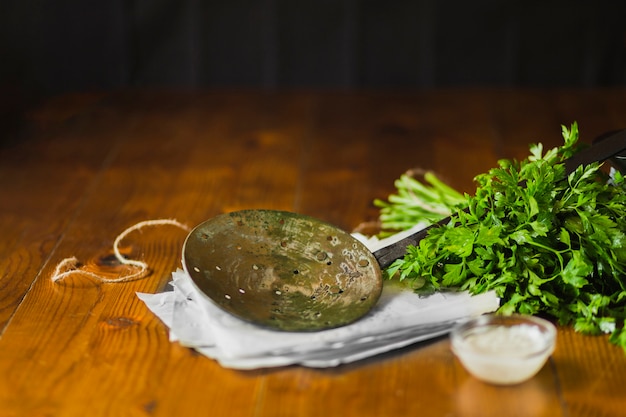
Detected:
[2,89,626,417]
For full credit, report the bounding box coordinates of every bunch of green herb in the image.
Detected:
[374,170,467,237]
[381,123,626,351]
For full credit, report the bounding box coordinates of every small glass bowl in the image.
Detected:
[450,314,556,385]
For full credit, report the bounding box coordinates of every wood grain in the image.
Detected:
[1,89,626,417]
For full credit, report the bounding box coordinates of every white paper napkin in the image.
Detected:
[137,229,500,369]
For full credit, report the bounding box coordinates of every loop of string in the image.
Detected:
[51,219,191,284]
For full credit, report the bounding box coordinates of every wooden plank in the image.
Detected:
[0,90,319,416]
[1,90,626,417]
[0,95,117,331]
[255,340,458,417]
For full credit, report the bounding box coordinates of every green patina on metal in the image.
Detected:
[183,209,383,331]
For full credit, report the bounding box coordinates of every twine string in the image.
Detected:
[51,219,191,284]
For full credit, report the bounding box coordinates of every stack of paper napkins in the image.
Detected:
[137,230,500,369]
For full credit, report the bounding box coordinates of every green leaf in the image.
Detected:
[559,227,571,247]
[477,224,503,246]
[442,262,466,286]
[527,195,540,218]
[510,229,532,244]
[443,227,475,257]
[609,325,626,352]
[561,251,592,288]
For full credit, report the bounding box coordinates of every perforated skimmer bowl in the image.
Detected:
[183,210,383,331]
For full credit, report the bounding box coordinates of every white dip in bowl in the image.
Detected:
[450,314,556,385]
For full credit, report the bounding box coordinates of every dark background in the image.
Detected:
[2,0,626,97]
